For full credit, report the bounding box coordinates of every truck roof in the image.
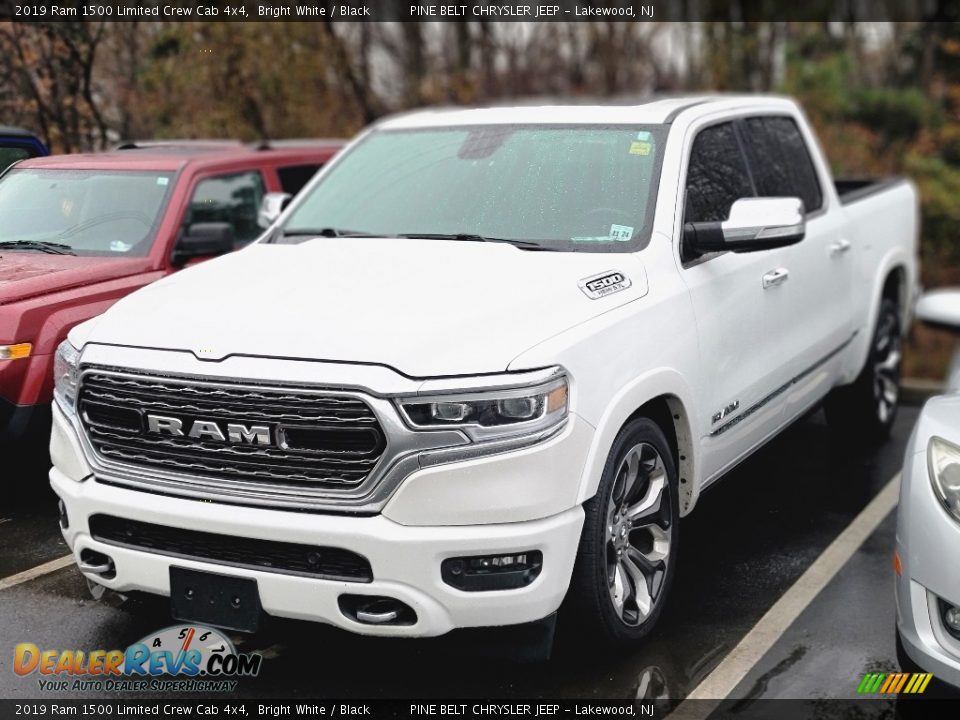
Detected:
[378,94,798,129]
[15,142,346,172]
[0,125,42,138]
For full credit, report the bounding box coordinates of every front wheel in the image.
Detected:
[564,418,679,645]
[826,298,901,444]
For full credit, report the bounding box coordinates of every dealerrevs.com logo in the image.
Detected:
[14,625,262,692]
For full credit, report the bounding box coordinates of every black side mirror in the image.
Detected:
[684,197,806,255]
[172,222,235,265]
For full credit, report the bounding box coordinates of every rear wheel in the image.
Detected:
[565,418,679,645]
[826,298,901,444]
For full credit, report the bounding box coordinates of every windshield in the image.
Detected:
[0,169,174,256]
[281,124,666,252]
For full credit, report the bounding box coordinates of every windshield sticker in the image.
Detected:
[609,224,634,242]
[579,270,632,300]
[109,240,132,253]
[629,141,652,156]
[156,177,169,186]
[636,130,652,141]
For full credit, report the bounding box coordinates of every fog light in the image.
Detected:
[441,551,543,592]
[946,606,960,631]
[938,598,960,639]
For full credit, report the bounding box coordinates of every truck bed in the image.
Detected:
[835,177,907,205]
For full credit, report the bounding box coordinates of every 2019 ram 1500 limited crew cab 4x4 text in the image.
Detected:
[49,96,918,645]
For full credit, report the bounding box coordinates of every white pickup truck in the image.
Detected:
[50,95,918,646]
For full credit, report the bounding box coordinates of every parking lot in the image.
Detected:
[0,400,925,708]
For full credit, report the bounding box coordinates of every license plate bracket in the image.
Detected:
[169,566,261,633]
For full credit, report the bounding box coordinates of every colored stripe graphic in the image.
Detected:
[879,673,897,693]
[857,672,932,694]
[893,673,909,693]
[856,673,884,693]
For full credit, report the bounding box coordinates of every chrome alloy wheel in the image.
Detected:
[605,442,672,627]
[873,309,901,425]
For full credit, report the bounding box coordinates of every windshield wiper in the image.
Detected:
[0,240,76,255]
[398,233,555,250]
[281,227,382,239]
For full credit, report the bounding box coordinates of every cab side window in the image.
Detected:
[277,164,323,196]
[187,171,266,247]
[740,116,823,213]
[684,122,754,224]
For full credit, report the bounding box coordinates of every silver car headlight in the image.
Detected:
[398,370,569,444]
[928,436,960,521]
[53,339,80,416]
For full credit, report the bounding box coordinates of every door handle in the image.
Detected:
[830,239,852,256]
[762,268,790,289]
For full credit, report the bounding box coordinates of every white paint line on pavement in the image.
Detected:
[668,472,901,719]
[0,554,75,591]
[0,518,11,525]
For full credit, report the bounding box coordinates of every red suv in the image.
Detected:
[0,141,343,455]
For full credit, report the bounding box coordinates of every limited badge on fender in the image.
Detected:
[578,270,632,300]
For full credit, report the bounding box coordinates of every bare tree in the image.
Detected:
[0,21,108,151]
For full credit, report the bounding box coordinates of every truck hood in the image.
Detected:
[0,252,150,306]
[83,238,649,377]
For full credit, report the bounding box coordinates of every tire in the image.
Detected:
[564,417,679,646]
[826,297,901,444]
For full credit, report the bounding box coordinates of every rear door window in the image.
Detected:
[277,164,323,196]
[186,171,266,247]
[740,116,823,213]
[684,122,754,224]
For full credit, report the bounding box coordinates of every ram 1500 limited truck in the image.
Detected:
[50,96,918,645]
[0,141,342,457]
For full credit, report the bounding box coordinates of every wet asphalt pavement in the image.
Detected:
[0,404,921,703]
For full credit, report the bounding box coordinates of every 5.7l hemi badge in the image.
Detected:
[578,270,632,300]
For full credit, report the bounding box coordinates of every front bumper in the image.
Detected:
[896,443,960,688]
[52,469,583,636]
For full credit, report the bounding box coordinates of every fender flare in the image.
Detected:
[847,248,913,381]
[576,367,701,516]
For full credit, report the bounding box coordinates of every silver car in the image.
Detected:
[896,289,960,688]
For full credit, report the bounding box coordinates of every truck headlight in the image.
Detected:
[928,436,960,521]
[53,339,80,415]
[399,371,569,443]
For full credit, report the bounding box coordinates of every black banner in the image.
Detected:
[0,700,652,719]
[1,0,959,22]
[0,698,949,720]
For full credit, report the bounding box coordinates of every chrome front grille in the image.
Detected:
[78,371,386,490]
